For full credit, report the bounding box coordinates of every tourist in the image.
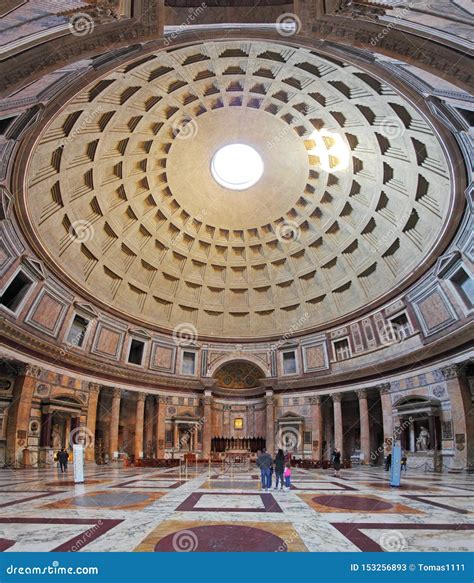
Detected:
[332,448,341,477]
[256,448,273,491]
[401,454,407,472]
[385,452,392,471]
[274,449,285,490]
[284,462,292,490]
[57,448,69,473]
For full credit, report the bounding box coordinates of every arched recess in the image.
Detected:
[207,353,270,380]
[212,359,267,389]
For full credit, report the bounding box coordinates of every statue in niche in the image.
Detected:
[416,426,430,451]
[51,424,62,449]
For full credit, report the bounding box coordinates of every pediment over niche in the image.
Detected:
[0,186,13,220]
[278,411,304,421]
[22,256,46,280]
[435,250,461,278]
[74,301,99,319]
[129,327,151,339]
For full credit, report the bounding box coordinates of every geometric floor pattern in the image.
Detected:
[0,464,473,552]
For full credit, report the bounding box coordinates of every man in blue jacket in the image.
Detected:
[256,448,273,491]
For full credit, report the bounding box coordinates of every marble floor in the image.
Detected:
[0,464,473,552]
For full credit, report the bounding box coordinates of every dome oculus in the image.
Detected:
[211,144,264,190]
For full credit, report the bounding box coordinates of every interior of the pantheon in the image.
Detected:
[0,0,472,554]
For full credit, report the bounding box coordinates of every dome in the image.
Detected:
[24,40,454,339]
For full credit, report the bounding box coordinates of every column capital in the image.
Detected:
[19,363,42,378]
[112,387,122,399]
[155,395,166,405]
[331,392,342,403]
[438,364,463,380]
[136,392,146,402]
[309,395,322,405]
[88,382,101,394]
[261,378,278,391]
[200,379,216,390]
[265,390,274,405]
[377,383,391,395]
[356,389,368,400]
[204,391,212,406]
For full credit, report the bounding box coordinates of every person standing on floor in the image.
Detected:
[332,448,341,477]
[384,452,392,471]
[274,449,285,490]
[57,448,69,473]
[256,448,273,491]
[284,462,292,490]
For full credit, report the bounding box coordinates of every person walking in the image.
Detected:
[332,448,341,477]
[58,448,69,473]
[284,462,292,490]
[256,448,273,491]
[384,452,392,472]
[274,449,285,490]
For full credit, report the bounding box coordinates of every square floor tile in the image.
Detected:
[175,492,283,513]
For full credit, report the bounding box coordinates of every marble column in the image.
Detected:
[332,393,343,457]
[379,383,393,452]
[144,396,154,458]
[265,390,275,454]
[202,391,212,459]
[85,383,100,462]
[6,364,41,466]
[155,395,166,458]
[134,393,146,459]
[109,388,121,460]
[357,389,371,465]
[310,395,323,460]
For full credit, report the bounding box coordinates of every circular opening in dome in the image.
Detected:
[211,144,264,191]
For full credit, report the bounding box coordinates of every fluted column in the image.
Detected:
[134,393,146,459]
[379,383,393,452]
[332,393,343,456]
[155,395,166,458]
[85,383,100,462]
[109,388,121,460]
[310,395,323,460]
[202,391,212,459]
[6,364,41,466]
[357,389,371,465]
[265,390,275,453]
